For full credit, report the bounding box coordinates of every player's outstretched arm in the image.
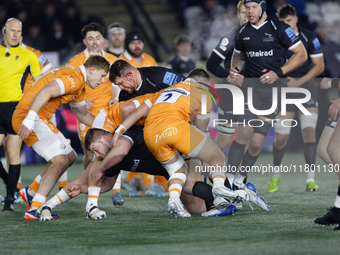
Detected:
[112,102,150,146]
[71,104,96,127]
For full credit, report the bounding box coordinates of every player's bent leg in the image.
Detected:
[317,125,334,165]
[193,136,242,204]
[162,153,191,218]
[181,192,206,215]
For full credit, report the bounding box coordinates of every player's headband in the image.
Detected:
[244,0,266,19]
[108,27,125,36]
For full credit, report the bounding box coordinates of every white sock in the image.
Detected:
[45,189,71,209]
[334,195,340,209]
[272,166,281,178]
[212,173,225,188]
[86,186,101,210]
[306,171,315,183]
[112,173,122,190]
[226,173,235,186]
[169,184,182,198]
[233,175,245,188]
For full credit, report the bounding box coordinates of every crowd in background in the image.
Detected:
[1,0,340,64]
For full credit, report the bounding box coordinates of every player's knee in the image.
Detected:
[50,155,69,170]
[253,121,272,137]
[300,112,317,130]
[68,150,78,167]
[327,142,337,162]
[317,144,327,162]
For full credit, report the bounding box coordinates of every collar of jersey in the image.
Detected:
[250,20,268,30]
[184,78,199,86]
[135,79,143,91]
[79,65,86,81]
[123,50,145,61]
[1,41,19,48]
[84,48,105,58]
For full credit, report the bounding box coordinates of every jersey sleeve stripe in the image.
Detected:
[213,49,226,60]
[55,78,65,95]
[121,134,134,146]
[288,40,302,51]
[310,53,323,58]
[70,101,86,107]
[234,48,242,54]
[91,109,107,129]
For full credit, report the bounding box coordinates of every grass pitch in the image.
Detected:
[1,152,340,255]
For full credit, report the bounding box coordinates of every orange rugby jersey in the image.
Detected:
[119,51,157,68]
[16,65,86,120]
[92,94,153,132]
[67,49,117,112]
[22,44,53,92]
[144,80,212,139]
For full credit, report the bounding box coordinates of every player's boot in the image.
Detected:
[145,183,168,197]
[314,207,340,226]
[86,205,107,219]
[267,177,280,193]
[25,208,59,221]
[167,197,191,218]
[122,180,139,197]
[112,192,124,206]
[306,181,319,192]
[14,190,23,203]
[243,182,270,211]
[201,204,237,217]
[19,186,33,209]
[212,186,244,204]
[2,196,14,212]
[40,206,59,221]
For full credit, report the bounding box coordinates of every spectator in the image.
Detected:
[167,34,196,76]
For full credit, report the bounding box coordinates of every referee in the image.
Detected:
[0,18,41,212]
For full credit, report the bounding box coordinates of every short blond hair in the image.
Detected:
[84,54,110,73]
[237,0,244,12]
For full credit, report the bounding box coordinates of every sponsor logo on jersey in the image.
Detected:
[155,127,178,143]
[38,55,47,65]
[243,37,250,40]
[163,72,180,86]
[285,27,297,41]
[313,38,321,50]
[131,159,140,172]
[246,49,273,57]
[263,32,274,42]
[221,38,229,46]
[146,77,156,87]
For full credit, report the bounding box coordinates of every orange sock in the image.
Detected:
[16,182,21,190]
[125,172,138,182]
[155,176,168,192]
[29,179,40,193]
[140,173,153,189]
[30,193,46,210]
[58,180,68,189]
